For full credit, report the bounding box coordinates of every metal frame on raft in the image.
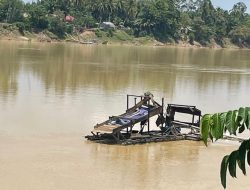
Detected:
[85,93,202,145]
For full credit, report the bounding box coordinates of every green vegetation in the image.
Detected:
[0,0,250,46]
[201,107,250,189]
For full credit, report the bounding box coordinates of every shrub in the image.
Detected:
[15,22,25,35]
[189,33,195,44]
[107,28,114,37]
[95,29,104,38]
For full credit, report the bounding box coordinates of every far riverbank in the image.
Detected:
[0,23,244,49]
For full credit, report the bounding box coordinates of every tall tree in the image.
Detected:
[228,2,247,31]
[0,0,24,23]
[177,0,203,12]
[134,0,180,41]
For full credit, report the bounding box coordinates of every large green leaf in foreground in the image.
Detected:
[220,155,229,189]
[225,110,237,135]
[200,107,250,189]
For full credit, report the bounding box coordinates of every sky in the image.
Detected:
[211,0,250,13]
[23,0,250,13]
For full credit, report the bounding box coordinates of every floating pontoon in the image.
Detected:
[85,93,202,145]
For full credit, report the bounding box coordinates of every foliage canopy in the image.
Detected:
[0,0,250,46]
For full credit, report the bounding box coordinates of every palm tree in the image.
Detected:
[70,0,85,7]
[126,0,137,20]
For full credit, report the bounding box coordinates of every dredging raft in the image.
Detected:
[85,93,202,145]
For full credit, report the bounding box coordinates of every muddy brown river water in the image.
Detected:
[0,41,250,190]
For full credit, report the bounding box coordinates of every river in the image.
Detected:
[0,41,250,190]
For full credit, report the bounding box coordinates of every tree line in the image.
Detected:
[0,0,250,46]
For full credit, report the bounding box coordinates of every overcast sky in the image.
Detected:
[22,0,250,13]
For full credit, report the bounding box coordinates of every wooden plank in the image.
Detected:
[92,124,119,134]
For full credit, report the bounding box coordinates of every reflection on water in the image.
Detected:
[0,44,19,100]
[1,42,250,110]
[1,41,250,132]
[1,41,250,133]
[0,41,250,190]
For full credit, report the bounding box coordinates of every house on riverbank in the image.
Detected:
[100,22,116,30]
